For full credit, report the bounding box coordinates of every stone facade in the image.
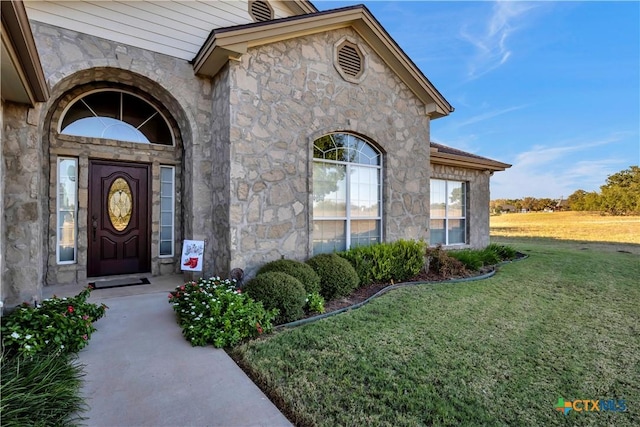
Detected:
[431,163,492,248]
[1,16,503,307]
[222,28,433,276]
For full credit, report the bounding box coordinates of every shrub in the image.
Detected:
[168,277,278,348]
[1,287,108,357]
[257,259,321,294]
[1,352,86,427]
[487,243,518,260]
[425,245,468,277]
[340,240,425,285]
[305,291,325,314]
[243,272,307,324]
[448,249,484,270]
[306,253,360,300]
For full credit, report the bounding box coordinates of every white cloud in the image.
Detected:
[456,104,529,127]
[460,1,541,80]
[490,136,628,199]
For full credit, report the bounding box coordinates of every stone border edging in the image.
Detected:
[275,254,528,330]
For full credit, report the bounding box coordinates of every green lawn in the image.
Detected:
[231,239,640,426]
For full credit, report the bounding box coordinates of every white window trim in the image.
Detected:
[312,134,383,253]
[159,166,175,257]
[57,88,175,146]
[56,157,78,264]
[430,179,467,246]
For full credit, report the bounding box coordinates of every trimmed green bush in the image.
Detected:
[1,352,87,427]
[257,259,321,294]
[448,249,483,270]
[340,240,425,285]
[306,253,360,300]
[243,272,307,324]
[487,243,518,260]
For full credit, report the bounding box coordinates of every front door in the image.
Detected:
[88,160,151,277]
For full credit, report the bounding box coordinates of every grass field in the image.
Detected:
[490,211,640,247]
[231,220,640,426]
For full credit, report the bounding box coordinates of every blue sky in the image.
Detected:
[317,1,640,199]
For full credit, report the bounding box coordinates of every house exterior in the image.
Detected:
[1,0,509,307]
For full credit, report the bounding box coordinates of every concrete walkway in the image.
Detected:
[67,277,292,427]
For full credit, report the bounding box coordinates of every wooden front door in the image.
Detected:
[88,160,151,277]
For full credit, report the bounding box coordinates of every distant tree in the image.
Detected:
[599,166,640,215]
[567,189,588,211]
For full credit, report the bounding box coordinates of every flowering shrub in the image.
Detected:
[1,286,108,356]
[305,292,325,314]
[168,277,278,348]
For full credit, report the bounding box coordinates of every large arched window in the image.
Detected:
[313,133,382,254]
[58,89,173,145]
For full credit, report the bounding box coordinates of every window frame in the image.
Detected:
[56,157,78,264]
[430,179,468,246]
[159,166,175,257]
[312,133,383,254]
[57,89,175,146]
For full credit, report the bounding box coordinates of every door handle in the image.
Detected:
[92,215,98,242]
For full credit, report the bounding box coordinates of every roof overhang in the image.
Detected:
[430,144,511,172]
[1,0,49,105]
[193,5,453,119]
[288,0,318,15]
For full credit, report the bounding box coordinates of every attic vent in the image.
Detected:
[249,0,273,22]
[335,40,365,82]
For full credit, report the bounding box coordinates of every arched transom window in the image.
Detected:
[313,133,382,254]
[59,89,173,145]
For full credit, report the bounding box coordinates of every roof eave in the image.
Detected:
[193,5,452,118]
[1,0,49,105]
[430,151,511,172]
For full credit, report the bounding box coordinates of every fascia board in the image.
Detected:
[193,6,453,118]
[430,152,511,172]
[0,1,49,104]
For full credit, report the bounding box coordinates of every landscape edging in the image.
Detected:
[276,253,528,330]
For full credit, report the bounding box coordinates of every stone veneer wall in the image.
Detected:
[225,28,432,276]
[431,163,492,248]
[2,101,47,305]
[0,21,219,304]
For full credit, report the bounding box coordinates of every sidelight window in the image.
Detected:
[57,157,78,264]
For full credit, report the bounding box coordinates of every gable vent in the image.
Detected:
[337,42,363,79]
[249,1,273,22]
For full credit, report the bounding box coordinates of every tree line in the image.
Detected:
[491,166,640,216]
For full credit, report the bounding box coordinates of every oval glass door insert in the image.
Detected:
[108,177,133,231]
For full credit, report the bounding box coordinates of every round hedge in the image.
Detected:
[306,253,360,300]
[257,259,321,294]
[243,272,306,324]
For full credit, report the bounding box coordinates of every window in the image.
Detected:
[59,89,173,145]
[57,158,78,263]
[430,179,467,245]
[159,166,175,257]
[313,133,382,254]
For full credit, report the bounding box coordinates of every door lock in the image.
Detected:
[92,215,98,242]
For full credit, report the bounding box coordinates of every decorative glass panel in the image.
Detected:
[429,219,446,245]
[60,90,172,145]
[430,179,467,245]
[108,178,133,231]
[57,158,77,263]
[312,220,346,254]
[313,163,347,218]
[350,166,379,218]
[159,166,174,256]
[350,220,380,248]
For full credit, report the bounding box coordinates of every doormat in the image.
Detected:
[89,277,151,290]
